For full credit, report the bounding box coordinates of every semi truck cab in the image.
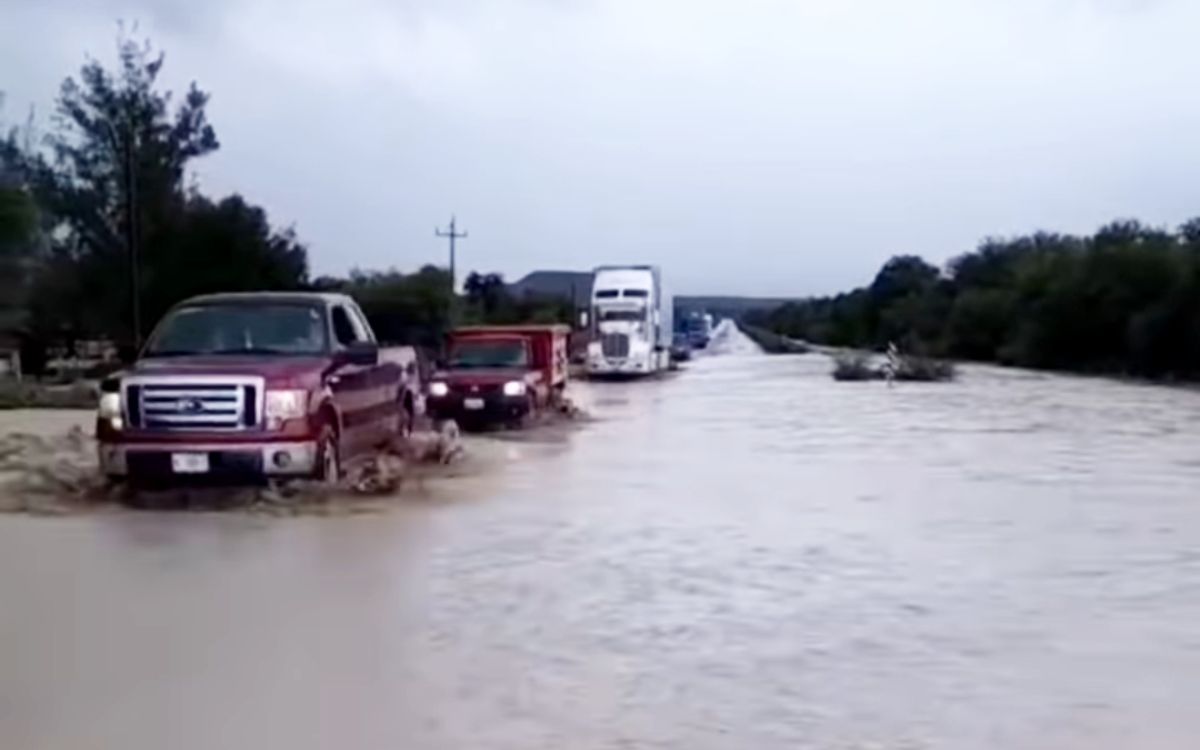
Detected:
[586,266,672,376]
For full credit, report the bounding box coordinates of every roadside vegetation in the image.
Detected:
[831,353,955,383]
[831,354,879,382]
[746,224,1200,381]
[0,35,572,380]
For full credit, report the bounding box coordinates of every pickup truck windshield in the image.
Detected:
[145,304,329,356]
[449,340,529,369]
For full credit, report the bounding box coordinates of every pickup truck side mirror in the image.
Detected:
[338,341,379,367]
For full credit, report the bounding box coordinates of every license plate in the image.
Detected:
[464,398,485,411]
[171,453,210,474]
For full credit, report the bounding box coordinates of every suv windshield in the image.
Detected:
[449,340,528,369]
[145,304,328,356]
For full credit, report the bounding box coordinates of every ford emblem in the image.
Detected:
[177,398,205,414]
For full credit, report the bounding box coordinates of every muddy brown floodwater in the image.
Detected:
[3,323,1200,749]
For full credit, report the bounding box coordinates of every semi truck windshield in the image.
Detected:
[599,309,646,322]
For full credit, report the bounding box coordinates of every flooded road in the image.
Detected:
[4,325,1200,749]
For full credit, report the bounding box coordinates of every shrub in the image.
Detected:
[832,353,882,381]
[830,352,956,382]
[895,356,956,382]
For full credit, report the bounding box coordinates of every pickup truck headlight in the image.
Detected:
[428,382,449,398]
[265,389,308,425]
[502,381,527,397]
[98,392,123,430]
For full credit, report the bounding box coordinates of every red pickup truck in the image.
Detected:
[96,292,421,485]
[425,325,569,426]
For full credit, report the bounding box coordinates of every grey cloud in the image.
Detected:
[3,0,1199,295]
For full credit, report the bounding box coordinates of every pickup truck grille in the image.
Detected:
[600,333,630,358]
[124,377,264,431]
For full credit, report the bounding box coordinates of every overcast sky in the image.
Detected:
[3,0,1199,295]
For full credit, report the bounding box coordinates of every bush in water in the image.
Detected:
[832,353,882,381]
[830,353,955,382]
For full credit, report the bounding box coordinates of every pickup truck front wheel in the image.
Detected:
[315,426,341,485]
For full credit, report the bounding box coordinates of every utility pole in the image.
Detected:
[435,214,468,316]
[124,126,141,349]
[104,119,141,349]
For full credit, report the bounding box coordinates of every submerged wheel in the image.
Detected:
[315,425,341,484]
[504,396,536,430]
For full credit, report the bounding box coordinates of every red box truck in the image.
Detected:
[425,325,569,426]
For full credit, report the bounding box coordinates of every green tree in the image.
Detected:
[16,35,306,347]
[0,123,41,353]
[1,94,39,253]
[463,272,507,317]
[858,256,936,349]
[0,185,35,249]
[329,266,453,350]
[752,217,1200,380]
[869,255,941,307]
[20,36,218,341]
[944,288,1016,360]
[141,193,308,326]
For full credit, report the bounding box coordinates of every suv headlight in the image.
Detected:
[428,381,449,397]
[503,381,526,397]
[265,389,307,427]
[98,392,123,429]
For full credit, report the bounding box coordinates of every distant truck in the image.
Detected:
[95,292,421,485]
[425,325,570,426]
[586,265,673,376]
[670,332,693,363]
[683,312,715,350]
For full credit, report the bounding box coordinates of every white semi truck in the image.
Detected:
[586,265,673,376]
